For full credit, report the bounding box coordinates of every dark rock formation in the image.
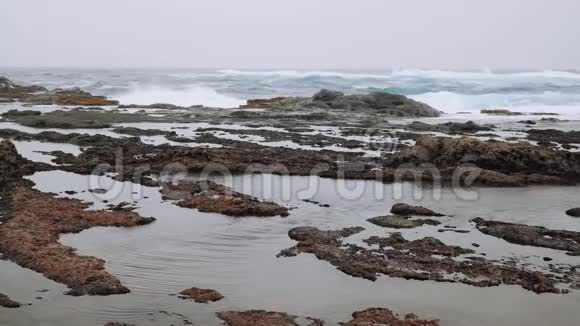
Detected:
[242,89,441,118]
[473,217,580,255]
[112,127,175,137]
[178,287,224,303]
[1,109,41,117]
[0,77,118,106]
[4,109,157,129]
[385,135,580,186]
[527,129,580,144]
[390,203,445,216]
[565,208,580,217]
[160,180,289,217]
[0,292,20,308]
[367,215,440,229]
[407,121,493,134]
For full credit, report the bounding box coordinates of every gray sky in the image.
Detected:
[1,0,579,69]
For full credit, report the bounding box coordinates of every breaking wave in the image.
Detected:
[410,91,580,113]
[114,84,245,108]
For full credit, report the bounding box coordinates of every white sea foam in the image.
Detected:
[410,91,580,113]
[114,84,245,108]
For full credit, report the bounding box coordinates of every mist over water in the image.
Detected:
[3,68,580,112]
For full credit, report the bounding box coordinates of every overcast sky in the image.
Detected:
[1,0,578,70]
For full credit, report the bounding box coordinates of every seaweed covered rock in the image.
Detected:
[343,308,439,326]
[0,187,155,296]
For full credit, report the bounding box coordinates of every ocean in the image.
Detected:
[3,68,580,114]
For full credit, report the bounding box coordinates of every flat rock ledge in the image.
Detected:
[161,180,289,217]
[473,217,580,255]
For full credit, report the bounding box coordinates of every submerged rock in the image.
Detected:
[178,287,224,303]
[473,217,580,255]
[0,292,20,308]
[565,208,580,217]
[390,203,445,216]
[0,187,155,296]
[367,215,440,229]
[160,180,289,217]
[343,308,439,326]
[279,226,562,293]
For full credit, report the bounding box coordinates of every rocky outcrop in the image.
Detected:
[178,287,224,303]
[0,77,117,106]
[0,292,20,308]
[242,89,441,118]
[385,136,580,186]
[279,226,562,294]
[0,76,47,99]
[0,140,44,186]
[0,187,155,296]
[473,217,580,255]
[343,308,439,326]
[160,180,289,217]
[390,203,445,216]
